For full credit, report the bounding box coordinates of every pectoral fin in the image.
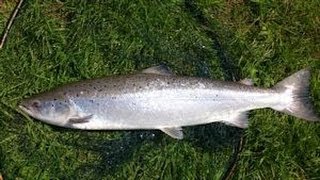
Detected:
[160,127,183,139]
[68,114,93,124]
[142,65,173,76]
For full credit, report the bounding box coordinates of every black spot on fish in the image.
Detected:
[76,94,79,97]
[93,86,97,90]
[98,89,103,92]
[111,97,116,100]
[104,85,107,88]
[113,84,117,87]
[53,98,57,101]
[90,100,94,103]
[63,92,67,96]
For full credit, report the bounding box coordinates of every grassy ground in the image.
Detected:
[0,0,319,179]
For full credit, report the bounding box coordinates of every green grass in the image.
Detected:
[0,0,319,179]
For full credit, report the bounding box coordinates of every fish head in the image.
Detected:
[19,93,72,126]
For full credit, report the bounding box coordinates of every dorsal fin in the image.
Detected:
[240,78,254,86]
[141,65,173,76]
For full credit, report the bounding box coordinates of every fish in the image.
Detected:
[19,65,319,139]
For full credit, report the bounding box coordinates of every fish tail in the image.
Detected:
[272,68,319,122]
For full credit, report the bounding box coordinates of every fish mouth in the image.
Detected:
[19,104,33,116]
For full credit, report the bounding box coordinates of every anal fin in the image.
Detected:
[225,111,249,128]
[160,127,183,139]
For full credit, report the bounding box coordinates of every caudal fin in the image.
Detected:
[273,68,319,122]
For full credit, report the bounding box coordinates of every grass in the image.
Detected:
[0,0,319,179]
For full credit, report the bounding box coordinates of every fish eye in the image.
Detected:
[31,100,41,108]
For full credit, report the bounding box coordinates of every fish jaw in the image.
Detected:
[19,104,35,118]
[18,100,45,122]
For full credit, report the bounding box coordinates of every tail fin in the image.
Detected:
[273,68,319,122]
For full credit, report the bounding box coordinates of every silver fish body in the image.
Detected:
[19,66,319,139]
